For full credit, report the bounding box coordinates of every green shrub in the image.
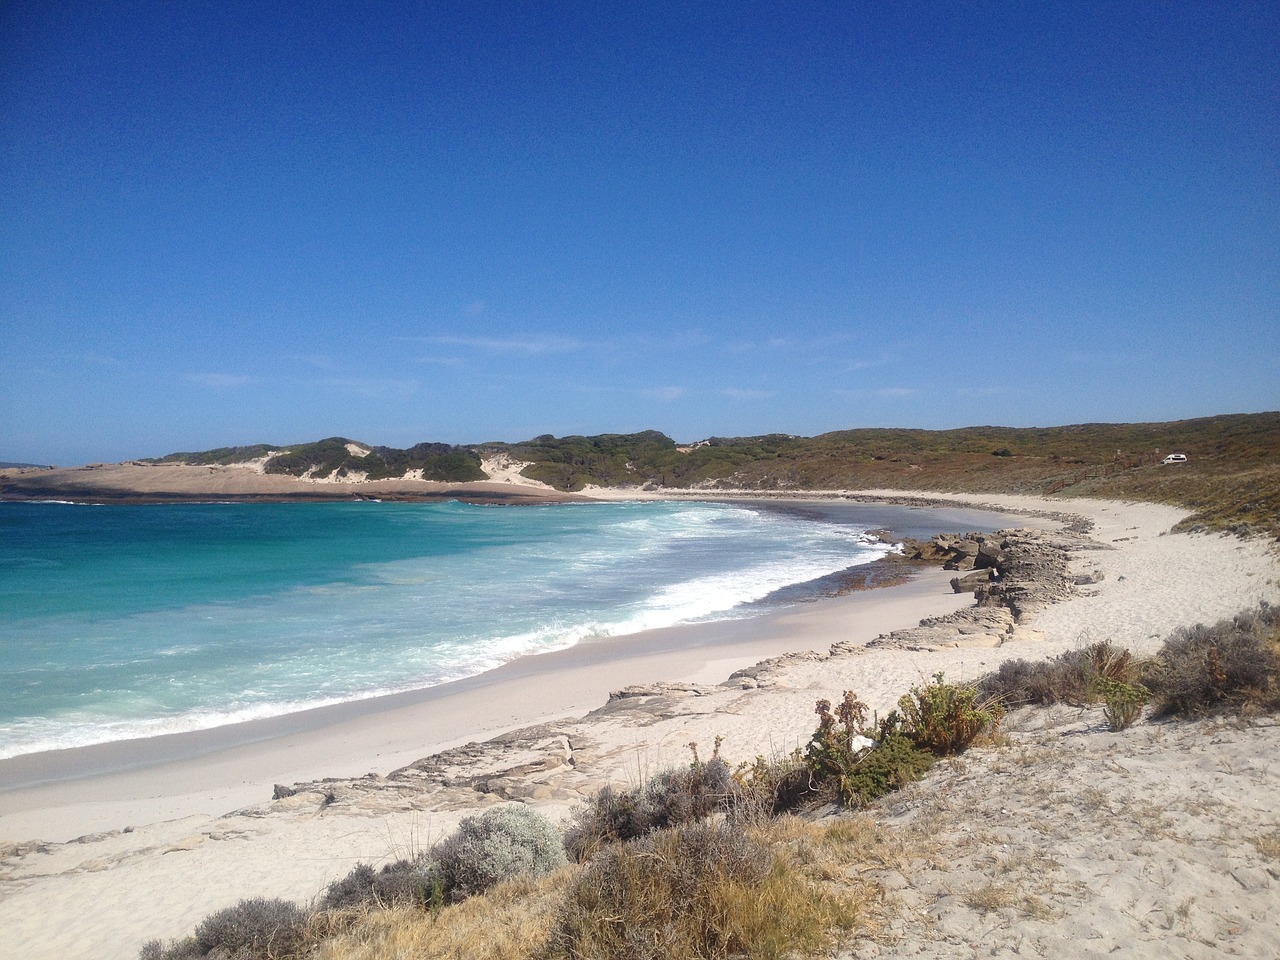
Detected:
[433,805,567,898]
[1094,677,1151,731]
[564,744,736,860]
[1144,604,1280,717]
[895,672,1004,755]
[833,732,935,807]
[802,691,934,807]
[731,750,815,818]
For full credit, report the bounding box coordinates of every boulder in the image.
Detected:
[950,569,994,593]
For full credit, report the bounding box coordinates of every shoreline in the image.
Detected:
[0,564,975,842]
[3,490,1279,960]
[0,497,1039,794]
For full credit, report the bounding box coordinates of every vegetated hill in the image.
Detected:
[151,437,485,483]
[488,413,1280,539]
[148,444,282,466]
[144,413,1279,538]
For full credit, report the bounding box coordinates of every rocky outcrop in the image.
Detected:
[871,528,1087,651]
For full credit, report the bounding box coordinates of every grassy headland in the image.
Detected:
[5,412,1277,537]
[490,414,1280,542]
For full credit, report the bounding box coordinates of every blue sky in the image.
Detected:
[3,1,1277,465]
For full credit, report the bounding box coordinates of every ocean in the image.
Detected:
[0,498,1009,760]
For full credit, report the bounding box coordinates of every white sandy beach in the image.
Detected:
[1,491,1278,959]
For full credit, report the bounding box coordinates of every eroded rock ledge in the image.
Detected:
[866,527,1101,651]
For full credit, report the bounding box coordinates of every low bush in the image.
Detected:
[835,733,936,805]
[731,750,815,818]
[977,641,1143,707]
[552,820,858,960]
[194,897,308,959]
[140,897,309,960]
[318,857,440,911]
[564,743,736,860]
[433,805,566,899]
[894,672,1004,755]
[1144,604,1280,717]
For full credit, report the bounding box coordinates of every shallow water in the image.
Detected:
[0,498,1011,758]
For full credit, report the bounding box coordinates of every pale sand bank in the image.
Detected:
[1,492,1278,959]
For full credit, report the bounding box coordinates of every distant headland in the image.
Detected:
[2,412,1277,538]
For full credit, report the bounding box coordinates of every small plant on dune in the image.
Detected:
[731,749,815,818]
[804,691,873,799]
[803,691,935,807]
[564,740,736,860]
[895,672,1004,755]
[433,804,567,899]
[1093,676,1151,731]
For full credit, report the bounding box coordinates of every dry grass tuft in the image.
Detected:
[962,882,1017,913]
[1252,830,1280,860]
[312,870,570,960]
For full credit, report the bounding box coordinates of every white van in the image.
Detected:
[1161,454,1188,465]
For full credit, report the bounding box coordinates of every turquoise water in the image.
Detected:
[0,499,910,759]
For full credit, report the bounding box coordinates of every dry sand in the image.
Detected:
[1,491,1278,959]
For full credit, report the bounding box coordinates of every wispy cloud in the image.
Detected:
[428,335,585,354]
[187,372,256,389]
[874,387,917,398]
[320,377,419,398]
[641,386,686,402]
[286,353,337,370]
[720,387,776,400]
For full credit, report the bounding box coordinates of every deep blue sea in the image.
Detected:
[0,499,1003,759]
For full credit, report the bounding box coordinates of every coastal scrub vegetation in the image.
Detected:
[804,691,935,808]
[977,604,1280,724]
[261,438,485,482]
[976,640,1146,708]
[147,437,485,483]
[138,609,1280,960]
[890,672,1005,755]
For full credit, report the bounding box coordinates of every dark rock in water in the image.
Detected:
[272,784,296,799]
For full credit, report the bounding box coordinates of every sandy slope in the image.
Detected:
[0,461,580,503]
[0,492,1277,959]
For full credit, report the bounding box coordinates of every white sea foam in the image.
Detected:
[0,500,931,758]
